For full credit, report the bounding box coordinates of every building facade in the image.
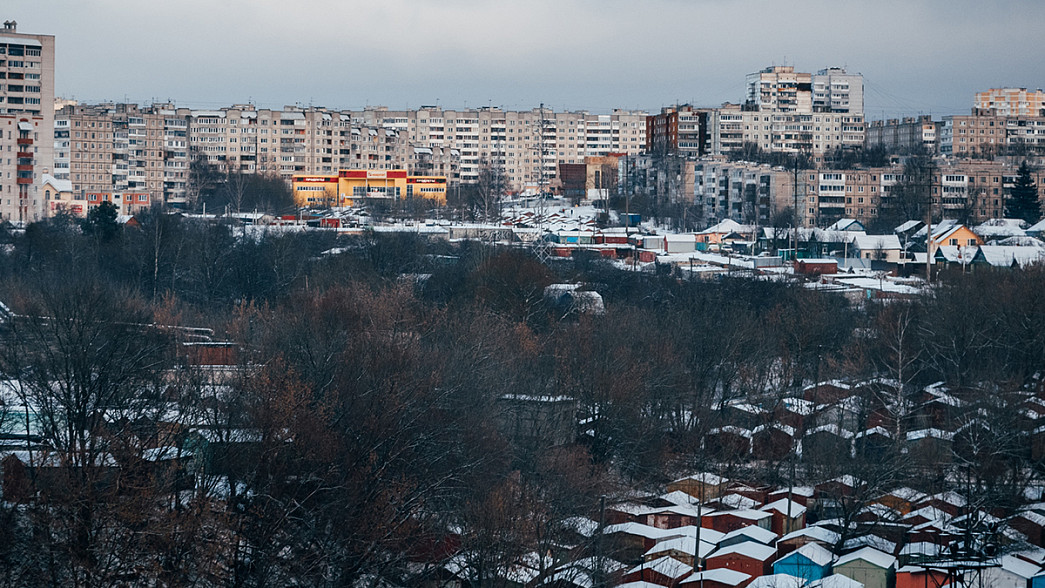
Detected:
[865,116,940,154]
[0,20,54,224]
[940,112,1045,157]
[975,88,1045,117]
[291,169,448,208]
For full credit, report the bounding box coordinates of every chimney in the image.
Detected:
[3,20,16,32]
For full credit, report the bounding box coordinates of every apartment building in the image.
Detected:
[59,102,173,211]
[645,104,710,157]
[710,104,864,155]
[693,160,796,225]
[350,106,647,193]
[865,116,940,154]
[0,20,54,224]
[939,112,1045,157]
[802,160,1042,228]
[975,88,1045,117]
[813,68,863,114]
[704,65,866,157]
[746,66,813,113]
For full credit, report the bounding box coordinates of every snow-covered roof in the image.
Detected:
[700,218,755,235]
[895,220,923,234]
[882,487,928,503]
[784,542,835,567]
[41,173,73,193]
[811,574,865,588]
[720,525,778,545]
[746,573,808,588]
[603,522,682,541]
[646,536,717,560]
[828,218,865,232]
[709,541,777,562]
[627,556,693,579]
[976,245,1045,268]
[973,218,1028,239]
[761,498,808,518]
[998,554,1041,579]
[853,234,902,251]
[706,509,772,523]
[715,493,761,510]
[780,525,841,545]
[681,568,752,586]
[842,535,896,554]
[906,428,954,442]
[834,547,897,570]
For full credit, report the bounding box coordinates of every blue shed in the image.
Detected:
[774,543,834,583]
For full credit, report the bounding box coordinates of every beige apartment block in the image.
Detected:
[975,88,1045,117]
[940,113,1045,157]
[0,21,54,224]
[350,106,646,193]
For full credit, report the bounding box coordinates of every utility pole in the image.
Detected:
[925,158,935,283]
[792,154,801,261]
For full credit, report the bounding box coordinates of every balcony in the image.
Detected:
[17,137,33,146]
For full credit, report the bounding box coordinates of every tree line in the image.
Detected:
[2,216,1045,585]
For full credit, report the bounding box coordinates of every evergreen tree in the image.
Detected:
[1006,162,1041,224]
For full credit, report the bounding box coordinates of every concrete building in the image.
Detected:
[694,159,796,226]
[0,20,54,224]
[709,104,864,156]
[350,105,647,193]
[813,68,864,114]
[645,104,710,157]
[865,116,940,154]
[940,112,1045,157]
[746,66,813,114]
[975,88,1045,117]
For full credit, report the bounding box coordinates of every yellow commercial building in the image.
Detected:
[293,169,447,207]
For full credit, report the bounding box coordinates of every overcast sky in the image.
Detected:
[10,0,1045,119]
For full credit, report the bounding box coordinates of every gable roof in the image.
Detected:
[627,556,693,579]
[853,234,902,251]
[747,573,808,588]
[780,543,835,567]
[834,547,897,570]
[762,498,808,518]
[681,568,752,586]
[708,541,778,562]
[811,574,866,588]
[720,525,779,545]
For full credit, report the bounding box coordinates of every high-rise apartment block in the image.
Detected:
[975,88,1045,117]
[0,20,54,224]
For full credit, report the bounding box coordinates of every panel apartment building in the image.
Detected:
[0,20,54,224]
[654,66,866,159]
[54,103,645,211]
[348,106,648,193]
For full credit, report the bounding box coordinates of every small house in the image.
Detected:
[773,543,834,583]
[832,547,896,588]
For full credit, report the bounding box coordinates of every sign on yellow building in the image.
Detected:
[293,169,447,207]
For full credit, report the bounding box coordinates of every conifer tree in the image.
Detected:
[1006,162,1041,224]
